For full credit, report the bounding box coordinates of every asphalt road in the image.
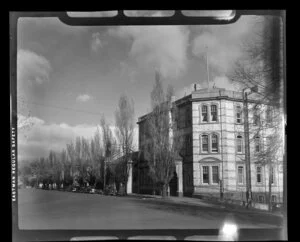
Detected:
[18,188,283,230]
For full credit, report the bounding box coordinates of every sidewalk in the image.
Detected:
[128,193,283,217]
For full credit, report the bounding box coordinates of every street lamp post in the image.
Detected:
[242,86,258,208]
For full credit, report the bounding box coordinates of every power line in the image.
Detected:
[17,99,102,116]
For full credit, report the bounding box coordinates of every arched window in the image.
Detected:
[211,134,219,152]
[211,104,218,122]
[236,135,243,153]
[236,105,242,123]
[201,135,209,152]
[201,105,208,122]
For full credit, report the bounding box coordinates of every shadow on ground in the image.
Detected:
[131,197,283,228]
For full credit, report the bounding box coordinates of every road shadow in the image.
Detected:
[131,197,283,228]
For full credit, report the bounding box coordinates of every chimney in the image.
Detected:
[171,95,176,103]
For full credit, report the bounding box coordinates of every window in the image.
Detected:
[266,106,273,123]
[202,135,209,152]
[255,136,260,153]
[236,135,243,153]
[186,107,191,126]
[253,109,260,126]
[272,195,277,203]
[212,166,219,184]
[256,166,262,183]
[236,106,242,123]
[202,105,208,122]
[237,166,244,184]
[270,166,274,185]
[259,195,265,203]
[179,107,186,128]
[211,134,219,152]
[211,104,217,122]
[185,134,192,155]
[202,166,209,184]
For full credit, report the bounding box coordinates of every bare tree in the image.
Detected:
[145,71,183,197]
[100,115,117,189]
[114,94,135,193]
[229,16,285,211]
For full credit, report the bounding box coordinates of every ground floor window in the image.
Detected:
[237,166,244,184]
[272,195,277,203]
[202,166,209,184]
[212,166,219,184]
[259,195,265,203]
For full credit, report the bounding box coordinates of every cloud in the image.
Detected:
[212,76,240,91]
[91,32,103,52]
[109,25,190,79]
[119,61,138,84]
[191,16,260,75]
[76,94,92,102]
[17,49,52,85]
[17,115,139,161]
[17,115,99,161]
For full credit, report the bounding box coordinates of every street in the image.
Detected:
[18,188,283,230]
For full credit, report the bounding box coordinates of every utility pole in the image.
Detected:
[243,88,254,208]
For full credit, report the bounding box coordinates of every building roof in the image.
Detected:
[138,87,262,123]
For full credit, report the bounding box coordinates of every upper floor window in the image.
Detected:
[186,107,192,127]
[271,195,277,203]
[236,106,242,124]
[253,109,261,126]
[255,136,260,153]
[185,134,192,155]
[270,166,274,185]
[202,105,208,122]
[256,166,262,183]
[236,135,243,153]
[211,134,219,152]
[211,104,217,122]
[266,106,273,123]
[202,135,209,152]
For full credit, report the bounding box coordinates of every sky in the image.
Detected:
[16,11,266,161]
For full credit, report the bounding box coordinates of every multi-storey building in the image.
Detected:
[137,87,284,204]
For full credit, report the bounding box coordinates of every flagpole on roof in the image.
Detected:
[206,46,210,88]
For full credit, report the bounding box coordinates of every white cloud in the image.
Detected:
[17,115,139,161]
[91,32,103,52]
[109,25,190,79]
[18,116,99,161]
[213,76,239,91]
[17,49,52,86]
[191,16,259,75]
[76,94,92,102]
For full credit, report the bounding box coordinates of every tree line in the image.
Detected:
[19,94,136,193]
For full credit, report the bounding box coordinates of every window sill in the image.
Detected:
[200,152,220,155]
[199,122,220,124]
